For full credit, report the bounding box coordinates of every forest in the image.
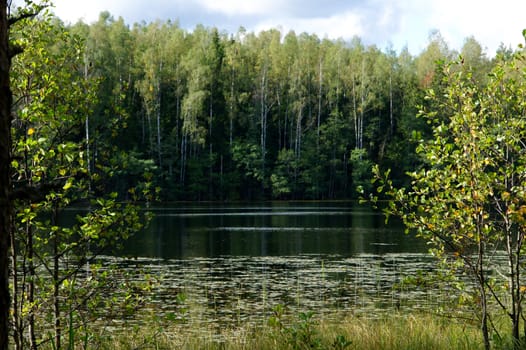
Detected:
[5,2,526,349]
[41,11,503,201]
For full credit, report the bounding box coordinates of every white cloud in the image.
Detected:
[51,0,190,24]
[48,0,526,56]
[427,0,526,54]
[194,0,282,16]
[383,0,434,53]
[52,0,122,23]
[255,11,364,40]
[376,4,394,30]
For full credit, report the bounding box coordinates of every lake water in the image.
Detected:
[122,201,428,258]
[98,202,448,329]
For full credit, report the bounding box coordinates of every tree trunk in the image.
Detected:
[156,82,162,167]
[52,205,61,350]
[317,59,322,152]
[209,91,214,199]
[229,69,234,149]
[27,221,37,350]
[9,228,19,350]
[84,58,92,193]
[180,133,187,186]
[481,285,490,350]
[352,77,358,150]
[389,71,394,136]
[0,1,12,349]
[359,59,366,151]
[147,112,153,157]
[506,221,519,345]
[511,227,522,348]
[513,254,522,349]
[477,234,490,350]
[295,107,302,161]
[260,70,267,185]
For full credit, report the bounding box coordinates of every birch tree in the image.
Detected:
[372,45,526,349]
[136,21,167,165]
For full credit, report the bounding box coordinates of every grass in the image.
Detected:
[85,312,486,350]
[332,314,481,350]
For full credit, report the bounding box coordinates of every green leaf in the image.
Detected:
[63,180,72,190]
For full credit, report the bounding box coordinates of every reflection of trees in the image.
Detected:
[120,204,426,259]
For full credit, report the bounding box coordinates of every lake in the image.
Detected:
[122,201,428,258]
[98,201,445,328]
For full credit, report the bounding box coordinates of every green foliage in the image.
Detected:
[351,148,373,195]
[232,141,264,182]
[271,149,297,199]
[332,335,353,350]
[370,44,526,349]
[268,305,352,350]
[9,8,152,349]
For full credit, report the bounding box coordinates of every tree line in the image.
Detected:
[67,12,504,201]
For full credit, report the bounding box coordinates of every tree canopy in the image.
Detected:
[56,12,497,201]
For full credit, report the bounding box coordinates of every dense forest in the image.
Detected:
[24,11,509,201]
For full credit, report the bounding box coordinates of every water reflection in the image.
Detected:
[122,202,427,259]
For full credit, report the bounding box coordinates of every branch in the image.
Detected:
[8,11,38,27]
[11,178,68,202]
[8,42,23,59]
[7,4,49,58]
[485,279,509,315]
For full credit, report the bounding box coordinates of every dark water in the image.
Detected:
[95,202,447,329]
[121,201,428,259]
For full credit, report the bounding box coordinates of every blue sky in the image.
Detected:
[48,0,526,56]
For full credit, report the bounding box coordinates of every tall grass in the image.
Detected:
[331,314,482,350]
[80,312,485,350]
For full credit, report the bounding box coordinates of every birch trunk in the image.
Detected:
[260,70,268,180]
[229,68,234,148]
[317,59,323,152]
[359,59,365,151]
[389,71,393,135]
[156,61,163,166]
[180,133,187,185]
[156,90,162,166]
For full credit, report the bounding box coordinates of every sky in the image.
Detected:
[46,0,526,56]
